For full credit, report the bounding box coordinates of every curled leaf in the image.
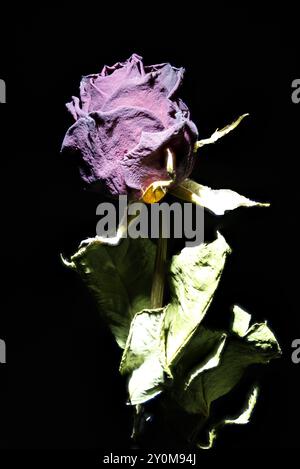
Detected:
[195,113,249,149]
[164,231,231,369]
[198,386,259,449]
[173,306,281,416]
[183,334,227,390]
[120,307,166,405]
[65,238,156,348]
[231,305,252,337]
[170,179,270,216]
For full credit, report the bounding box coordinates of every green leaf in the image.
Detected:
[171,179,269,216]
[163,231,231,369]
[195,113,249,150]
[65,230,281,448]
[173,306,281,416]
[119,232,232,405]
[120,307,166,405]
[198,386,259,449]
[65,237,156,348]
[231,305,251,337]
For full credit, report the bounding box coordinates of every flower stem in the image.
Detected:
[151,217,167,309]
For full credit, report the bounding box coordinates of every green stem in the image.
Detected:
[151,219,167,308]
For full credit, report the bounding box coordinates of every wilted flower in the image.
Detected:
[62,53,198,201]
[62,55,280,449]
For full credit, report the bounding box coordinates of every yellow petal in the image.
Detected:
[142,180,173,204]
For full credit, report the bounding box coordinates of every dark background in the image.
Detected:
[0,5,299,455]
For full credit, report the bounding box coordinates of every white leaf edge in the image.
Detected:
[198,386,259,450]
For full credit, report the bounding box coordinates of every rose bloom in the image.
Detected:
[62,54,198,201]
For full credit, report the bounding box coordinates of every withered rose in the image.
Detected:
[62,54,198,200]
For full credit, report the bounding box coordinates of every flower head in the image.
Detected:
[62,54,198,200]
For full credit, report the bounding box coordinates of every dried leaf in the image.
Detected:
[170,179,269,216]
[120,307,166,405]
[174,307,281,416]
[198,386,259,449]
[195,113,249,149]
[231,305,251,337]
[64,238,156,348]
[163,231,231,369]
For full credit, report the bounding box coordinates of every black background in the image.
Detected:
[0,5,299,455]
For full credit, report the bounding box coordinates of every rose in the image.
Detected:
[61,54,198,200]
